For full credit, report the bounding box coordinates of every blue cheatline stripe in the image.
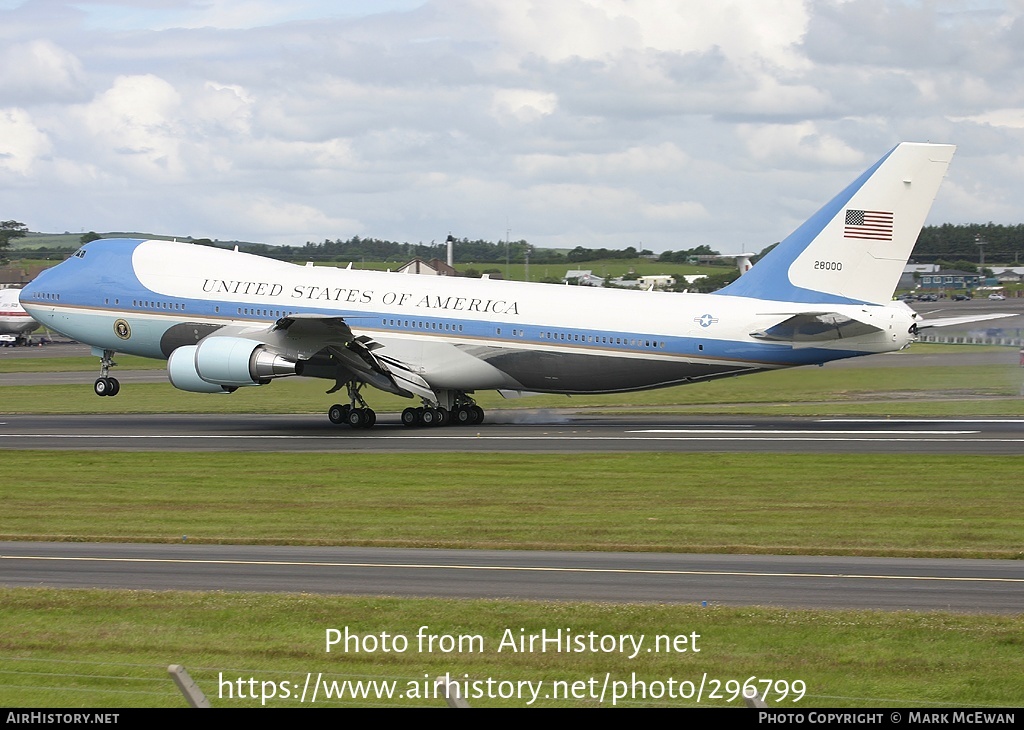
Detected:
[41,299,867,370]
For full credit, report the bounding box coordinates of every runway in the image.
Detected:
[2,542,1020,613]
[1,412,1023,454]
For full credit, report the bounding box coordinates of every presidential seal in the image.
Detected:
[114,318,131,340]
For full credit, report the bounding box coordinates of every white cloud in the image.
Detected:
[0,107,51,175]
[951,108,1024,129]
[473,0,809,69]
[74,74,186,179]
[0,106,51,175]
[737,122,865,167]
[515,143,690,180]
[193,192,363,242]
[0,39,87,103]
[2,0,1022,252]
[490,89,557,124]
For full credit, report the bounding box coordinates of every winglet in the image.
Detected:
[718,143,956,305]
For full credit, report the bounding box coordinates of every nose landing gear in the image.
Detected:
[94,349,120,396]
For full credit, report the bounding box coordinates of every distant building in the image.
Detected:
[636,274,674,291]
[563,269,605,287]
[0,265,45,288]
[995,268,1024,284]
[397,257,457,276]
[919,270,982,289]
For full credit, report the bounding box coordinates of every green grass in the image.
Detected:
[1,589,1020,707]
[0,355,163,373]
[2,360,1020,416]
[2,452,1020,558]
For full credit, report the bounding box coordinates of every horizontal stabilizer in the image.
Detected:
[751,312,882,342]
[915,313,1015,330]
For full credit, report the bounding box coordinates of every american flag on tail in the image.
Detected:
[844,209,893,241]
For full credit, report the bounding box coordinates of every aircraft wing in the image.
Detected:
[750,312,883,343]
[271,313,437,403]
[271,313,358,343]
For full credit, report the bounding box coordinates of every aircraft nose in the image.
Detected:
[18,279,36,305]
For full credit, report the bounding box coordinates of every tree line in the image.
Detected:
[166,224,1024,267]
[912,223,1024,264]
[5,221,1023,268]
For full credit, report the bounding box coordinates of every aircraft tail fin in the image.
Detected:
[717,142,956,305]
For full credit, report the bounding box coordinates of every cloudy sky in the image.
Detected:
[1,0,1022,253]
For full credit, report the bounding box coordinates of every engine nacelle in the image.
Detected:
[168,345,233,393]
[167,337,301,393]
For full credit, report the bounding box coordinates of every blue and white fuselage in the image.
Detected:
[20,143,966,425]
[21,237,915,388]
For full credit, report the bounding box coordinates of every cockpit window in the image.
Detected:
[73,249,86,258]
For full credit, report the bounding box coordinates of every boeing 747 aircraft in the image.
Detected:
[0,288,40,345]
[20,142,997,427]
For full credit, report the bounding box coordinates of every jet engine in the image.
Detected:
[167,336,302,393]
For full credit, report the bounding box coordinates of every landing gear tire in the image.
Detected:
[471,405,484,424]
[401,407,420,427]
[94,377,119,397]
[435,407,449,426]
[328,403,350,425]
[421,408,438,426]
[346,408,365,428]
[346,408,376,429]
[453,406,473,425]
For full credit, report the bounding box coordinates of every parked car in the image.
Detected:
[952,293,971,301]
[988,293,1006,300]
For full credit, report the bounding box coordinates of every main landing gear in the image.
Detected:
[400,393,484,428]
[327,381,376,429]
[324,383,486,429]
[94,349,120,397]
